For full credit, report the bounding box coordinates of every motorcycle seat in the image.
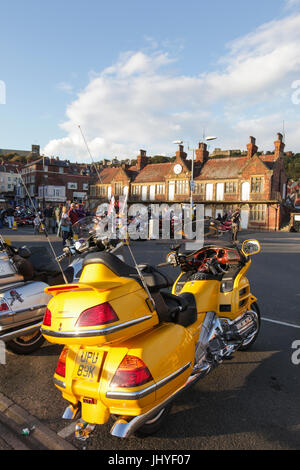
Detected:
[82,252,173,292]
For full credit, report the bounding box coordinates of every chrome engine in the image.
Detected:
[193,310,259,375]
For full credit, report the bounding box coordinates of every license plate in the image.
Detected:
[75,350,103,382]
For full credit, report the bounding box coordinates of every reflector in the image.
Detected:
[55,348,68,377]
[43,307,51,326]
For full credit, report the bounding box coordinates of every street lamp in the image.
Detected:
[173,136,217,212]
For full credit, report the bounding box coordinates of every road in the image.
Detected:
[0,226,300,450]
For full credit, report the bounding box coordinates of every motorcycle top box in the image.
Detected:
[41,252,161,346]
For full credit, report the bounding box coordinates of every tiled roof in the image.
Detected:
[195,156,249,180]
[133,162,173,183]
[98,167,123,184]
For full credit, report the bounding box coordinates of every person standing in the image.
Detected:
[60,206,72,246]
[44,204,54,234]
[68,203,79,226]
[54,204,61,236]
[231,209,241,243]
[6,205,15,229]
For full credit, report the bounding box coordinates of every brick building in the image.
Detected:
[90,132,288,231]
[20,156,94,207]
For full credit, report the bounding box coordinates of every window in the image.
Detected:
[249,204,266,222]
[83,183,89,191]
[156,184,165,195]
[115,182,122,195]
[175,180,188,194]
[224,182,237,193]
[132,185,141,195]
[251,177,263,193]
[194,183,204,195]
[67,182,77,190]
[96,185,106,197]
[206,183,213,201]
[59,167,64,174]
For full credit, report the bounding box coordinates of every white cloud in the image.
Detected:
[44,13,300,161]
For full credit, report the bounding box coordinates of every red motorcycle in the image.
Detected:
[217,219,232,233]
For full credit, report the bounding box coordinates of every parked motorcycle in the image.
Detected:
[216,219,232,233]
[41,236,261,440]
[0,217,122,354]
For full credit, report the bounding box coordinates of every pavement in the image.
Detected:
[0,392,76,450]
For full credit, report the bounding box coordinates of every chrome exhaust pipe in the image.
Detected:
[110,363,210,439]
[0,321,42,342]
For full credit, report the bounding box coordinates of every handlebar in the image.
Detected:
[157,261,170,268]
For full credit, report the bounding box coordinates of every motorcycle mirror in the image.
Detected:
[166,252,177,265]
[241,239,261,256]
[74,241,82,251]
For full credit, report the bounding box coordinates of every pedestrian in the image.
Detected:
[55,204,63,237]
[231,209,241,243]
[33,214,40,235]
[60,206,72,247]
[76,203,85,220]
[68,202,79,226]
[5,205,15,229]
[44,204,54,234]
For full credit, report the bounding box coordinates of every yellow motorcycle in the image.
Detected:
[41,238,261,440]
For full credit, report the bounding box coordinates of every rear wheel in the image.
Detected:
[135,403,173,437]
[7,330,45,355]
[239,302,260,351]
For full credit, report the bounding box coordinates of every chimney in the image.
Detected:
[136,149,148,171]
[195,142,209,164]
[176,144,187,160]
[274,133,285,159]
[247,136,258,158]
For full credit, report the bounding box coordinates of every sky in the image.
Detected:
[1,0,300,162]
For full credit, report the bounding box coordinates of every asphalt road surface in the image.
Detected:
[1,226,300,450]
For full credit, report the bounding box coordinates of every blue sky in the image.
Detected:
[1,0,300,161]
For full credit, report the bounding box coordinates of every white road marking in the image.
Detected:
[262,317,300,329]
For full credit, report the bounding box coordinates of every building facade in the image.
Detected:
[20,156,93,207]
[90,133,288,231]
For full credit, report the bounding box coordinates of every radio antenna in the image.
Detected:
[78,125,103,184]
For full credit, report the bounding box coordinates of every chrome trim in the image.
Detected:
[53,377,66,389]
[41,314,153,338]
[106,362,192,400]
[0,320,43,342]
[110,367,208,438]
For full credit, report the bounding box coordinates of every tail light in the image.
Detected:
[43,307,52,326]
[76,302,119,327]
[55,348,68,377]
[110,355,153,388]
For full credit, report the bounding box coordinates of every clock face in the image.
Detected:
[174,164,182,175]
